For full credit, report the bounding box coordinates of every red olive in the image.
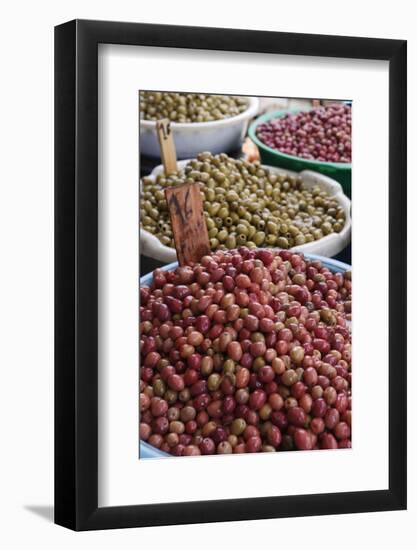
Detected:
[294,428,313,450]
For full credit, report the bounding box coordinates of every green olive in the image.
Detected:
[277,236,289,248]
[225,235,236,249]
[294,234,306,245]
[236,223,248,236]
[160,236,171,246]
[210,203,221,216]
[247,225,256,239]
[205,188,216,202]
[242,211,252,222]
[237,205,246,217]
[267,221,278,234]
[321,222,332,235]
[164,389,178,404]
[153,378,166,397]
[226,190,239,202]
[149,208,159,220]
[223,359,236,374]
[142,216,154,226]
[254,231,266,246]
[217,229,228,243]
[207,373,221,391]
[206,217,215,230]
[218,206,229,219]
[231,418,246,436]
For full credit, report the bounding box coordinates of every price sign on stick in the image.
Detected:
[156,118,177,175]
[165,183,211,266]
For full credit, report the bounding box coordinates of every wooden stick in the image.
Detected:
[165,183,210,266]
[156,118,177,175]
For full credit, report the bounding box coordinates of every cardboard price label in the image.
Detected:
[165,183,210,266]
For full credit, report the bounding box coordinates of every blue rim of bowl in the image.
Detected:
[248,108,352,171]
[139,253,351,458]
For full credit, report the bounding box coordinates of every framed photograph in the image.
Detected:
[55,19,407,530]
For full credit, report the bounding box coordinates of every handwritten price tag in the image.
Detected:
[156,118,177,175]
[165,183,210,266]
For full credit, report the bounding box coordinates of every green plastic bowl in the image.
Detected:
[248,109,352,198]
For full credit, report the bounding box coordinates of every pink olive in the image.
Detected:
[249,390,267,411]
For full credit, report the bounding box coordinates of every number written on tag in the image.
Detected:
[165,183,210,266]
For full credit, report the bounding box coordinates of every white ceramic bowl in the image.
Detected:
[140,161,351,262]
[139,97,259,159]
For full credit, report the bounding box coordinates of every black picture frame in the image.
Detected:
[55,19,407,531]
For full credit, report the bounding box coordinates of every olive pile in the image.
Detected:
[140,153,346,250]
[140,248,352,456]
[139,92,248,123]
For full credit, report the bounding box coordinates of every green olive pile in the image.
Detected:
[140,153,346,250]
[139,92,248,123]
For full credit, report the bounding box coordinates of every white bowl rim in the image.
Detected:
[140,96,259,131]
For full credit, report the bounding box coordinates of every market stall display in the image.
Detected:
[140,95,259,159]
[140,92,249,122]
[139,97,353,459]
[140,154,351,262]
[139,249,351,458]
[249,105,352,197]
